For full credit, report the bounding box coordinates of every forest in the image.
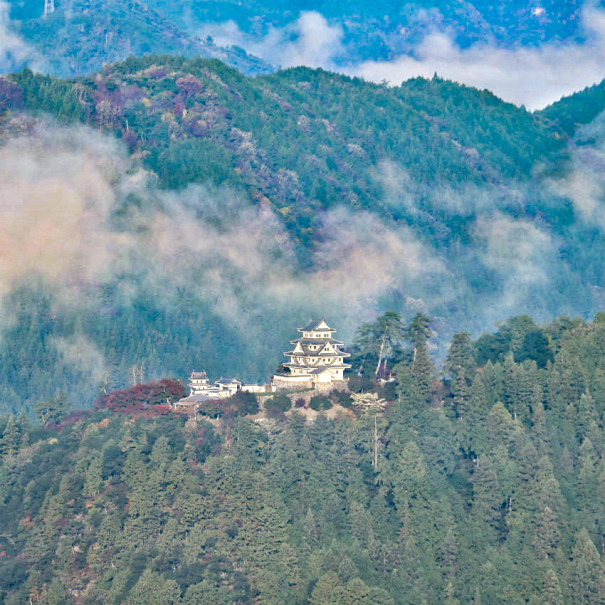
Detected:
[0,312,604,604]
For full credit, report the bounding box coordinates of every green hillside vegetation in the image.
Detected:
[1,313,605,603]
[0,58,603,415]
[537,81,605,137]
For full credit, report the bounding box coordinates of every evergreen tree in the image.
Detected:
[471,455,502,532]
[445,332,476,381]
[0,415,20,457]
[542,569,564,605]
[533,507,560,561]
[569,529,605,604]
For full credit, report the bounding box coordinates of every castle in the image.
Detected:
[271,320,351,390]
[177,320,350,407]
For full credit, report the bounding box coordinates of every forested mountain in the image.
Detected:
[0,58,603,415]
[3,0,597,76]
[1,313,605,604]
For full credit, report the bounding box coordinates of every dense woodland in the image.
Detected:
[0,58,603,415]
[1,313,605,604]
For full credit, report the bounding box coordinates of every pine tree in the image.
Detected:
[530,397,549,457]
[472,455,502,531]
[411,342,435,404]
[444,581,460,605]
[451,368,472,418]
[127,569,182,605]
[310,571,348,605]
[533,507,560,561]
[577,392,600,446]
[542,569,564,605]
[569,528,605,605]
[0,414,20,457]
[445,332,476,381]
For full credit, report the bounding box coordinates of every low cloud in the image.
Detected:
[201,6,604,110]
[0,115,600,382]
[473,213,557,322]
[349,20,605,110]
[0,0,40,72]
[547,113,605,229]
[200,11,345,70]
[53,334,107,386]
[0,124,130,297]
[0,118,447,353]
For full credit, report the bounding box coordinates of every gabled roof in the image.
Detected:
[298,319,335,333]
[216,377,241,385]
[290,337,344,346]
[190,371,208,379]
[284,348,350,358]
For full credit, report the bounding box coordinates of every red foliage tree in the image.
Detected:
[95,379,187,416]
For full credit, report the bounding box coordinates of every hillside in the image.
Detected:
[4,0,272,77]
[0,58,603,414]
[1,313,605,604]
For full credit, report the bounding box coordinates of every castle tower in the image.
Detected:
[273,320,351,390]
[188,371,209,395]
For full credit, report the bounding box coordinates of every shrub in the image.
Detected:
[226,391,259,416]
[309,395,332,411]
[265,393,292,416]
[331,390,353,408]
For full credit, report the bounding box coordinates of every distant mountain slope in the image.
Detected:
[6,56,570,244]
[149,0,595,59]
[4,0,597,78]
[5,0,272,77]
[0,58,603,414]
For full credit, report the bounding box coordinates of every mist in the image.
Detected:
[0,0,41,72]
[0,108,602,405]
[200,7,605,110]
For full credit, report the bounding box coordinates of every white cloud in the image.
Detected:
[0,0,39,72]
[547,113,605,229]
[473,213,556,321]
[349,8,605,110]
[201,11,345,70]
[0,118,449,343]
[201,6,604,110]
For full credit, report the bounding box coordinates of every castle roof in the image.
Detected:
[290,337,344,346]
[284,360,352,369]
[285,349,350,358]
[298,319,336,333]
[190,371,208,379]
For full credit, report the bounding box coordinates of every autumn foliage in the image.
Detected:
[94,379,187,416]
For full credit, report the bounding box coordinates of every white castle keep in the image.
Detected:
[271,319,351,390]
[179,320,350,407]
